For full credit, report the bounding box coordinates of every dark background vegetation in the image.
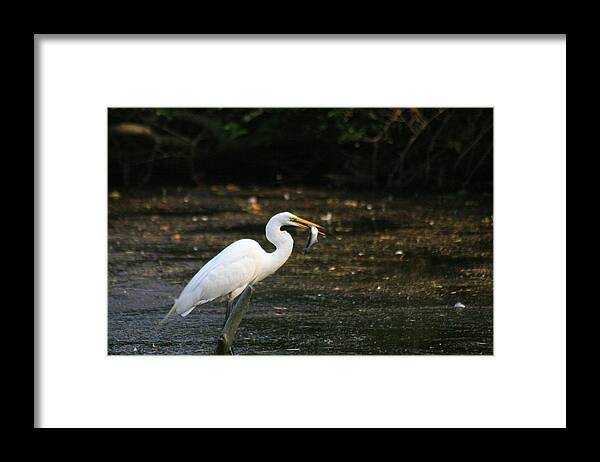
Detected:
[108,108,492,192]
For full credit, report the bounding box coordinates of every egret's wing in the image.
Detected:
[171,240,260,318]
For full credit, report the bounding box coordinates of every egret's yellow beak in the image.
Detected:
[291,216,326,236]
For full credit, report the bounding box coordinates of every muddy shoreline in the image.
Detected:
[108,186,493,355]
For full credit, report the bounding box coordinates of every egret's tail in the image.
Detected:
[158,302,178,326]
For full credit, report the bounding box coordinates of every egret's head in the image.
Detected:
[273,212,326,236]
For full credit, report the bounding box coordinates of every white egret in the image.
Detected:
[160,212,325,352]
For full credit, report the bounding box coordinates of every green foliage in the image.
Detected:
[108,107,493,191]
[222,122,248,140]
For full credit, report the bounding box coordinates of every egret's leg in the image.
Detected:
[215,285,254,355]
[223,299,234,328]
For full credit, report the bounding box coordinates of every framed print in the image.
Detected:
[35,34,566,428]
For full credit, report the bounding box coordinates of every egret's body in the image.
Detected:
[161,212,324,326]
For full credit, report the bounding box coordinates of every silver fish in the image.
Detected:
[303,225,319,253]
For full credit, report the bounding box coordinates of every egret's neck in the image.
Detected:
[264,219,294,270]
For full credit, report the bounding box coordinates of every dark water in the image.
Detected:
[108,186,493,355]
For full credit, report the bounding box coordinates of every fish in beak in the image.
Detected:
[303,225,319,253]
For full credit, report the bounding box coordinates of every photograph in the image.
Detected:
[108,107,493,355]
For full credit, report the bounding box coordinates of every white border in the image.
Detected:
[36,35,566,428]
